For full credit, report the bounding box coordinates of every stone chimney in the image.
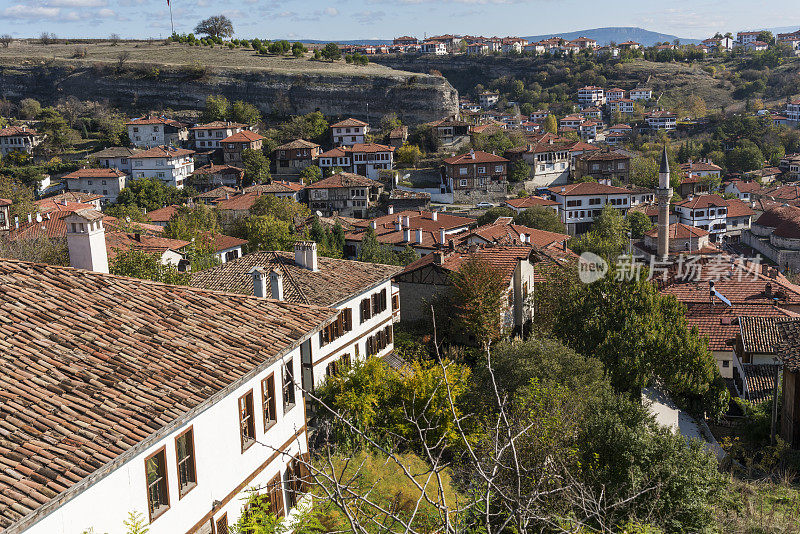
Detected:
[402,215,410,228]
[415,228,423,243]
[270,269,284,300]
[248,266,268,298]
[65,209,109,273]
[439,227,446,244]
[431,211,438,221]
[294,241,318,271]
[388,205,394,215]
[394,220,401,231]
[371,220,378,230]
[404,228,411,242]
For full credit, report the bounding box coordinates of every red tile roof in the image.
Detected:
[125,116,185,127]
[725,198,756,218]
[401,245,533,286]
[191,163,244,176]
[304,172,376,189]
[146,204,180,223]
[0,258,336,530]
[444,151,508,165]
[189,121,248,130]
[275,139,320,150]
[0,126,38,137]
[729,179,761,193]
[675,194,729,209]
[62,168,127,179]
[331,118,368,128]
[347,210,475,249]
[504,196,559,209]
[213,191,260,211]
[684,303,796,351]
[645,222,708,239]
[105,231,190,260]
[457,219,570,248]
[221,130,264,143]
[547,182,629,196]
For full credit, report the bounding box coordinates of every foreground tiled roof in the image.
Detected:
[221,130,264,143]
[0,259,336,531]
[644,222,708,239]
[744,364,782,404]
[62,168,127,179]
[777,320,800,372]
[146,204,180,223]
[683,303,796,351]
[444,151,508,165]
[190,251,401,307]
[401,245,532,286]
[331,118,368,128]
[129,145,194,159]
[739,316,787,354]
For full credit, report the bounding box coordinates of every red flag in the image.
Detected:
[166,0,170,5]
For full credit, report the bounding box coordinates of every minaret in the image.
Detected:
[656,146,673,259]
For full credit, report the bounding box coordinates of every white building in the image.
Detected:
[479,91,500,108]
[606,88,625,102]
[743,40,769,51]
[129,146,195,189]
[191,242,402,386]
[629,88,653,101]
[190,121,248,150]
[547,182,631,234]
[62,168,127,205]
[786,99,800,123]
[738,31,761,44]
[330,118,369,146]
[317,143,395,180]
[0,126,44,155]
[0,231,336,534]
[645,110,677,130]
[577,86,605,107]
[674,194,729,240]
[126,116,188,148]
[607,98,636,114]
[421,41,447,55]
[89,146,141,174]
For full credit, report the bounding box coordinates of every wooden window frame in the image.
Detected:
[144,446,170,523]
[261,373,277,432]
[238,390,256,453]
[283,359,296,414]
[215,513,228,534]
[175,426,197,499]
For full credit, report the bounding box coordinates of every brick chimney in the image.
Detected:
[248,266,268,298]
[270,269,284,300]
[294,241,318,271]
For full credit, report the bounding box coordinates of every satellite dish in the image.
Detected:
[315,210,323,217]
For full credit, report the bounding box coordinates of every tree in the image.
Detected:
[0,35,12,48]
[299,164,322,184]
[164,204,219,242]
[230,100,261,125]
[757,30,774,45]
[109,248,190,285]
[626,210,653,239]
[726,141,764,173]
[569,204,629,260]
[543,114,558,134]
[513,206,566,233]
[243,215,294,251]
[476,206,514,226]
[0,235,69,266]
[115,178,187,213]
[291,41,308,57]
[194,15,234,39]
[241,148,270,185]
[115,51,131,72]
[18,98,41,120]
[0,176,35,221]
[202,94,230,123]
[449,256,507,347]
[395,144,421,167]
[508,160,530,183]
[249,194,309,223]
[321,42,341,61]
[630,156,659,188]
[357,227,398,265]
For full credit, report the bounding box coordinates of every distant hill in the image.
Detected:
[299,39,392,46]
[522,27,701,46]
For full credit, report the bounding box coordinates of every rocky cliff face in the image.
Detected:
[0,62,459,124]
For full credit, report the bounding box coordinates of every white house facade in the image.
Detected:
[129,146,195,189]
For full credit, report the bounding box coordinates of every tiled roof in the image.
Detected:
[331,118,368,128]
[777,320,800,372]
[8,211,72,240]
[675,194,729,209]
[191,164,244,176]
[753,204,800,229]
[189,121,248,130]
[129,145,194,159]
[349,143,395,154]
[443,151,508,165]
[725,198,755,218]
[0,258,336,531]
[729,179,760,193]
[194,185,238,200]
[304,173,377,189]
[35,192,102,210]
[62,168,126,179]
[244,181,304,194]
[221,131,264,143]
[401,245,533,286]
[577,150,629,162]
[105,231,190,261]
[0,126,38,137]
[683,303,795,351]
[318,147,348,158]
[88,146,141,159]
[389,189,430,200]
[125,116,185,127]
[207,232,248,252]
[0,199,11,207]
[504,196,559,209]
[389,126,408,139]
[146,204,180,223]
[644,222,708,239]
[348,210,475,249]
[456,219,569,248]
[275,139,320,150]
[744,364,782,404]
[681,161,722,172]
[213,191,260,211]
[190,251,401,307]
[764,184,800,202]
[739,316,787,354]
[547,182,629,196]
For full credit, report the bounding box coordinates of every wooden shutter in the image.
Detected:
[344,308,352,331]
[215,514,228,534]
[387,325,393,344]
[268,473,285,517]
[299,452,312,492]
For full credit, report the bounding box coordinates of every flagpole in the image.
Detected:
[168,0,174,36]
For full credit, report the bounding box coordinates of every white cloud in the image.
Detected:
[2,5,60,18]
[96,7,116,17]
[323,7,338,16]
[47,0,106,6]
[354,9,385,23]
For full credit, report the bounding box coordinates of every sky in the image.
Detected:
[0,0,799,41]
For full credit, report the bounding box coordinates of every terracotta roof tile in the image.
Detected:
[189,121,248,130]
[0,126,38,137]
[740,316,787,354]
[504,196,559,209]
[304,173,376,189]
[547,182,629,196]
[744,364,782,404]
[62,168,126,179]
[725,198,755,218]
[675,194,729,209]
[683,303,795,351]
[443,151,508,165]
[0,258,336,530]
[275,139,320,150]
[191,251,401,307]
[644,222,708,239]
[221,131,264,143]
[146,204,180,223]
[129,145,194,159]
[401,245,532,286]
[331,118,368,128]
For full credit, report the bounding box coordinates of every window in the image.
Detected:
[392,293,399,312]
[477,166,486,174]
[371,289,387,315]
[285,454,311,510]
[261,374,277,431]
[263,473,285,518]
[175,428,197,498]
[238,390,256,452]
[460,179,468,187]
[495,165,503,173]
[459,167,468,175]
[566,200,581,207]
[722,360,730,368]
[588,198,601,205]
[215,514,228,534]
[360,297,372,322]
[145,447,170,521]
[283,360,296,413]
